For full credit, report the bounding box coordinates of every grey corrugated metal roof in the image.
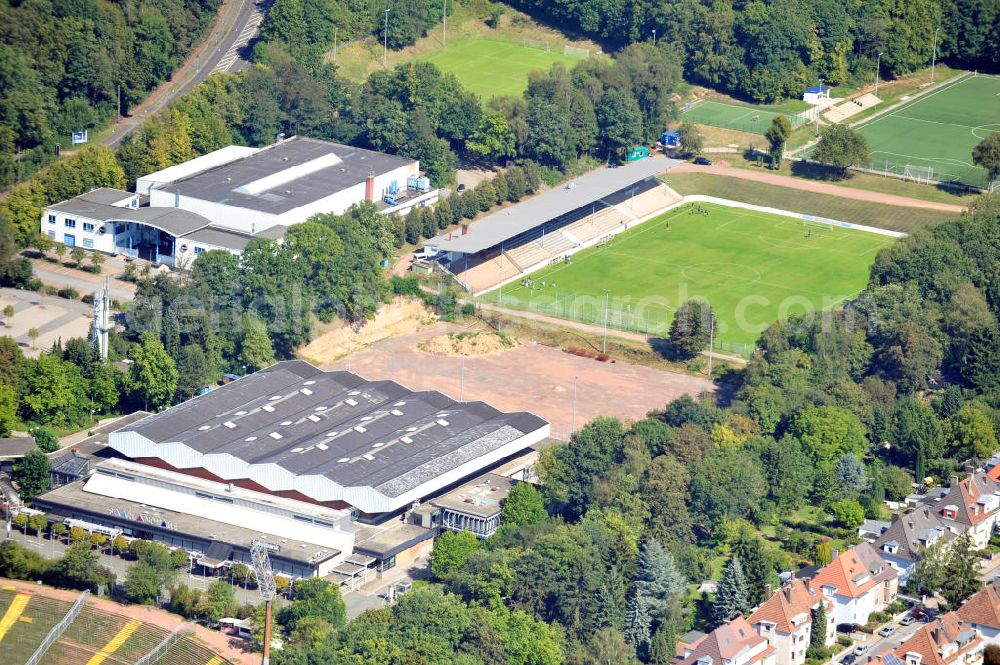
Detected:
[47,198,213,237]
[425,157,680,255]
[114,361,548,497]
[184,227,253,251]
[78,188,134,205]
[157,136,416,215]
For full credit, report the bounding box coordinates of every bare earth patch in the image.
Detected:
[418,330,519,356]
[298,298,435,365]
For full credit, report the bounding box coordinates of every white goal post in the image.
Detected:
[523,38,550,51]
[564,45,590,57]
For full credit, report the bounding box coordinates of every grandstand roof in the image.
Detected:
[424,157,678,255]
[107,361,549,514]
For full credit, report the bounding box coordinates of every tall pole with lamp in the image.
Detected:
[875,51,884,97]
[383,9,391,68]
[931,26,941,83]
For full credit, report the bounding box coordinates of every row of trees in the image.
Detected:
[260,0,451,67]
[0,0,222,186]
[506,0,1000,102]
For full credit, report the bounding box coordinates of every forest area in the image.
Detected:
[0,0,223,186]
[505,0,1000,102]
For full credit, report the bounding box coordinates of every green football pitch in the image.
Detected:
[417,36,589,101]
[855,74,1000,188]
[481,203,895,353]
[679,100,805,135]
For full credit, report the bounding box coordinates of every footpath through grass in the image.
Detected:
[664,172,959,234]
[480,202,893,352]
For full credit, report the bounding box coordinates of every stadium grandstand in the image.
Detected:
[0,586,233,665]
[421,157,682,294]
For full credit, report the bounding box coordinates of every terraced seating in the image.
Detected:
[507,232,575,270]
[44,605,169,665]
[564,207,624,244]
[160,634,234,665]
[2,594,73,665]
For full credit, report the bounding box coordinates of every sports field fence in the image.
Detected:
[489,288,755,357]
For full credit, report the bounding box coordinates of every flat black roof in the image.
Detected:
[157,136,415,215]
[114,361,548,499]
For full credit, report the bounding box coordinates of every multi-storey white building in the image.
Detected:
[748,579,835,665]
[40,136,439,267]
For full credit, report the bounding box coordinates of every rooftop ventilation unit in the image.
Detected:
[363,454,375,461]
[345,398,358,407]
[308,415,320,423]
[354,425,367,433]
[437,419,450,427]
[400,436,413,444]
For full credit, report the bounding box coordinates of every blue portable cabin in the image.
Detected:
[660,131,681,148]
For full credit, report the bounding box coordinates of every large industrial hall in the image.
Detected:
[34,361,549,583]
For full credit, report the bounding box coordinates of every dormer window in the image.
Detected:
[906,653,922,665]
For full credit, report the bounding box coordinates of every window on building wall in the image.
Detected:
[63,233,76,246]
[195,247,205,255]
[48,214,56,224]
[64,219,76,229]
[47,231,55,240]
[83,239,94,249]
[83,222,94,232]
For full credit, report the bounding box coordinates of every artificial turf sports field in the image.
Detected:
[483,203,895,353]
[679,100,805,135]
[417,36,588,101]
[855,74,1000,188]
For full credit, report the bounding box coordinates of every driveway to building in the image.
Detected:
[852,614,925,665]
[26,256,137,301]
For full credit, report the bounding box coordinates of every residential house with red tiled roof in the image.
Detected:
[810,542,898,626]
[955,582,1000,645]
[673,616,776,665]
[748,579,835,665]
[874,613,983,665]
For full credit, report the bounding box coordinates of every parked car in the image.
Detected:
[879,626,895,637]
[911,608,928,620]
[456,183,466,192]
[693,156,713,165]
[837,623,862,634]
[841,656,856,665]
[900,616,916,626]
[854,645,870,657]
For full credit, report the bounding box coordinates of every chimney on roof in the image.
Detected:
[951,476,960,488]
[891,512,900,523]
[365,173,375,202]
[831,548,839,560]
[765,584,773,600]
[783,585,793,603]
[462,223,469,235]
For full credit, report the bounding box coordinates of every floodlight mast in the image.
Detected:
[250,540,278,665]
